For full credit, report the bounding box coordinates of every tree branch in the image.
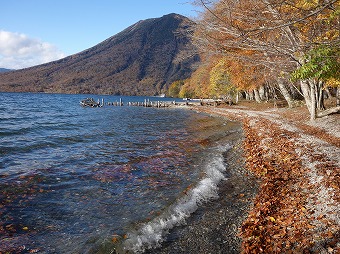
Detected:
[317,106,340,117]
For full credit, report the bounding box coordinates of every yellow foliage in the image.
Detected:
[325,77,340,87]
[178,82,196,98]
[296,0,319,10]
[208,57,236,98]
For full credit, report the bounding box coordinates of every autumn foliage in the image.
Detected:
[188,0,340,119]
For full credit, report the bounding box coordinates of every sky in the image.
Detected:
[0,0,200,70]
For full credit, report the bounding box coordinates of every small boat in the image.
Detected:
[80,98,100,107]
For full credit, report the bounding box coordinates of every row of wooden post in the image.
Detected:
[97,98,183,108]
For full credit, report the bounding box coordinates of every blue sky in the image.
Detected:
[0,0,200,69]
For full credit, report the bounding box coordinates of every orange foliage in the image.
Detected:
[186,52,271,97]
[194,0,339,72]
[227,60,268,91]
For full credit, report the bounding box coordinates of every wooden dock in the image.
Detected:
[81,97,214,108]
[90,98,201,108]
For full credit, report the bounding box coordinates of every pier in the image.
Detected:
[80,98,202,108]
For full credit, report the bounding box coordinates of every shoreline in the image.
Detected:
[143,103,339,253]
[191,104,340,253]
[145,122,259,254]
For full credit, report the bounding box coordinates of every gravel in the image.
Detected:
[145,131,259,254]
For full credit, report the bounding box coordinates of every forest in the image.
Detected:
[169,0,340,120]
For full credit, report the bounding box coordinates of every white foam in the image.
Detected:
[122,145,230,253]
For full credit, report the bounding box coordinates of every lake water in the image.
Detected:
[0,93,241,253]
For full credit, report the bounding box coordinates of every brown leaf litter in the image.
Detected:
[193,103,340,253]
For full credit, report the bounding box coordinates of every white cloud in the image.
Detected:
[0,30,66,69]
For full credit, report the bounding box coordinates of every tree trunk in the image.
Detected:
[316,81,325,110]
[300,80,317,120]
[318,90,325,110]
[245,91,249,100]
[301,80,312,111]
[317,106,340,117]
[265,85,270,101]
[250,91,255,100]
[246,91,254,100]
[254,89,261,103]
[324,87,331,99]
[310,81,317,121]
[278,78,294,108]
[337,87,340,107]
[259,85,266,101]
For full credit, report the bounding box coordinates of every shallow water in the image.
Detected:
[0,93,241,253]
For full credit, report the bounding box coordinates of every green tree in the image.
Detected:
[168,80,185,98]
[291,45,340,82]
[291,44,340,114]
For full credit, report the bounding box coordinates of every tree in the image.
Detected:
[291,44,340,116]
[208,58,236,99]
[220,57,275,103]
[178,82,196,98]
[193,0,340,119]
[168,80,185,98]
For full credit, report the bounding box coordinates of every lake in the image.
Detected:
[0,92,241,253]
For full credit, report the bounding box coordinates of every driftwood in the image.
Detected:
[80,98,101,107]
[317,106,340,118]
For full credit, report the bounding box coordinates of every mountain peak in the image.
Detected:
[0,14,200,95]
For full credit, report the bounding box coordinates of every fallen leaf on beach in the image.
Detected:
[198,106,340,253]
[112,234,120,243]
[29,249,40,253]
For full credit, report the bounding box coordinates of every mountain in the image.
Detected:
[0,13,200,95]
[0,68,14,73]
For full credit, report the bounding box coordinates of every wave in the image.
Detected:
[121,144,231,253]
